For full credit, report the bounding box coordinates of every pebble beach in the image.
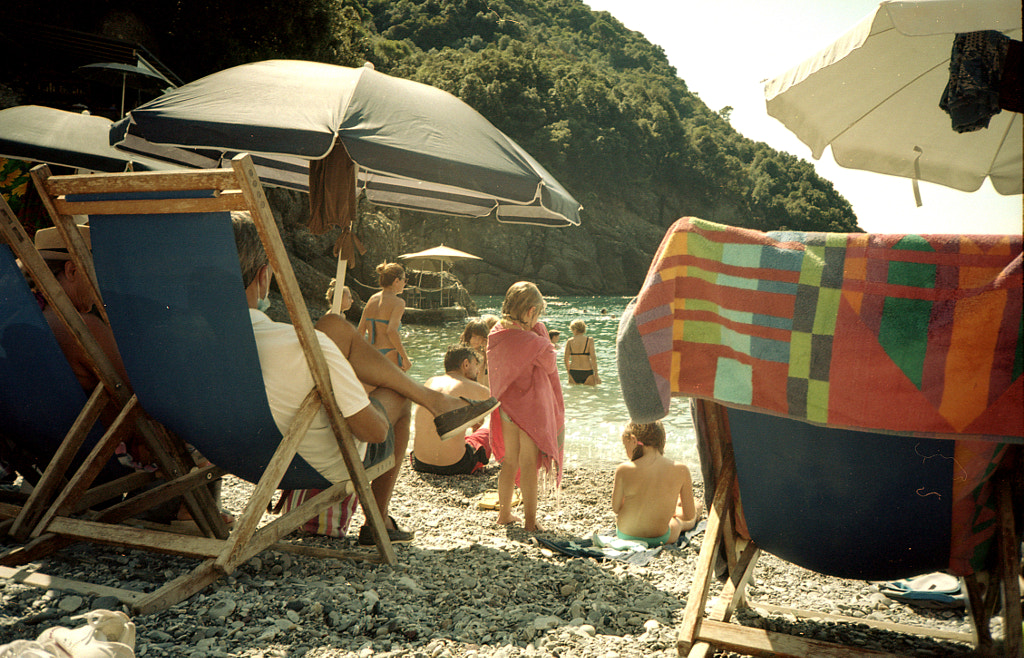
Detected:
[0,461,1008,657]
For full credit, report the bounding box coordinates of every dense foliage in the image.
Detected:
[17,0,857,236]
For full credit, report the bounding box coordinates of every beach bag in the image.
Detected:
[271,489,358,538]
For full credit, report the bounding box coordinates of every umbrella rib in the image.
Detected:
[831,57,949,144]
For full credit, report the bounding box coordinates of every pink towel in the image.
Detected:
[487,321,565,484]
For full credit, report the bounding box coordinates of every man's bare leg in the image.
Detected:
[316,314,470,417]
[363,387,410,530]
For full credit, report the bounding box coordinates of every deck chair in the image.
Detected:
[28,154,396,615]
[0,242,135,490]
[0,194,229,600]
[616,217,1022,657]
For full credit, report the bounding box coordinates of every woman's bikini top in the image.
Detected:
[569,336,591,356]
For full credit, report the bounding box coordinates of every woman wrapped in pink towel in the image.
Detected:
[486,281,565,531]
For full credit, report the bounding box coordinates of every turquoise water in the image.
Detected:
[401,295,698,469]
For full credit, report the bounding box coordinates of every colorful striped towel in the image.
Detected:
[617,217,1022,443]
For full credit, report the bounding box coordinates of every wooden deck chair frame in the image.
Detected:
[22,153,396,615]
[0,191,231,600]
[679,398,1022,658]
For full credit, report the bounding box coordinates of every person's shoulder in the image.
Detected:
[669,459,693,478]
[455,378,490,399]
[614,461,636,476]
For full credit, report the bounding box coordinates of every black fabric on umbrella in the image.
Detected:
[110,60,582,230]
[0,105,175,173]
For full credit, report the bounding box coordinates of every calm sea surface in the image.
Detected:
[401,295,698,469]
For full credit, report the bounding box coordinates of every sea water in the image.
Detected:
[400,295,698,469]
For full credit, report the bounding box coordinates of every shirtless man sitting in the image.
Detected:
[411,345,493,475]
[612,421,702,547]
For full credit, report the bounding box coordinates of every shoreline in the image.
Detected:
[0,462,997,657]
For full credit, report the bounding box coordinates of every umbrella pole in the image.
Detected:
[330,255,347,315]
[120,72,127,118]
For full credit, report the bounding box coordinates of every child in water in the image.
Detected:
[486,282,564,531]
[612,421,701,547]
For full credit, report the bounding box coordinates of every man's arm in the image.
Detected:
[343,401,390,444]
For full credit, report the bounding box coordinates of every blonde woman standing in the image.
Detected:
[564,319,600,385]
[357,262,411,371]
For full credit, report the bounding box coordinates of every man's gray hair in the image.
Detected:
[231,211,268,288]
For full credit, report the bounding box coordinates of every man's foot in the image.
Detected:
[434,397,500,441]
[358,515,414,546]
[524,520,545,532]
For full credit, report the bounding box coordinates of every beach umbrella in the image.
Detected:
[398,245,482,307]
[398,245,483,269]
[0,105,176,173]
[110,60,582,228]
[764,0,1022,201]
[77,61,175,117]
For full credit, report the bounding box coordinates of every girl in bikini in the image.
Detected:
[564,319,601,385]
[357,262,411,371]
[612,421,701,547]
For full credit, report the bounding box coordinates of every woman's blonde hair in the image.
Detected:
[570,319,586,334]
[376,262,405,287]
[501,281,544,327]
[623,421,666,460]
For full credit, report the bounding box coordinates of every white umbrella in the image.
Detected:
[764,0,1022,202]
[398,245,482,268]
[398,245,481,307]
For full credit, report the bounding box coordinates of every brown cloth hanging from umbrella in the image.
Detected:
[308,139,364,263]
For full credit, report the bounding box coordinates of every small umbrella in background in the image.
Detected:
[77,61,175,118]
[764,0,1021,204]
[0,105,176,173]
[398,245,482,307]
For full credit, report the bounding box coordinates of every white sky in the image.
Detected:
[584,0,1022,235]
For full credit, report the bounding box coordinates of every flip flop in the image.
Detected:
[434,397,500,441]
[878,572,965,609]
[477,488,521,510]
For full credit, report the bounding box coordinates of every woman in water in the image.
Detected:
[357,262,411,371]
[564,319,600,385]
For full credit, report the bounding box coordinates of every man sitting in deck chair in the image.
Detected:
[232,213,498,545]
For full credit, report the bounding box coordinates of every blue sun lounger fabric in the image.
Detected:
[88,207,332,490]
[0,244,130,484]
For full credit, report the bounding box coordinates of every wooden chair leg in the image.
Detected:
[678,458,736,655]
[995,474,1022,657]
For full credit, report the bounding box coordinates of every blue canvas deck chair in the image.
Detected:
[0,193,229,605]
[616,218,1022,657]
[28,153,396,615]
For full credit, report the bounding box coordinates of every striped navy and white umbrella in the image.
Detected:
[111,60,581,227]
